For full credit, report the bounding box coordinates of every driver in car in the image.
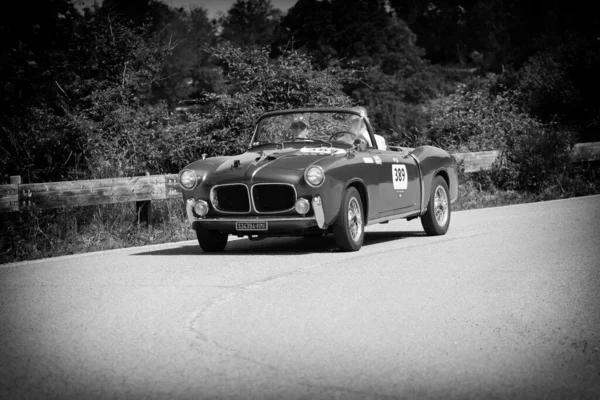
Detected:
[290,116,309,138]
[349,106,387,150]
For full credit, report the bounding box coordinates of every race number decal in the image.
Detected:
[392,164,408,190]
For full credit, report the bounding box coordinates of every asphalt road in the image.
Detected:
[1,195,599,399]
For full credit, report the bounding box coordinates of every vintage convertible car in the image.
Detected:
[178,108,458,252]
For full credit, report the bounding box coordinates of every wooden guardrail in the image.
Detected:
[1,143,598,213]
[453,142,600,173]
[570,142,600,163]
[0,174,181,213]
[452,150,501,173]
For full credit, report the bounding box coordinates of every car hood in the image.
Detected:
[189,146,348,185]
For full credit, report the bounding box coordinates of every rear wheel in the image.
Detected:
[421,175,451,236]
[196,229,228,252]
[333,187,364,251]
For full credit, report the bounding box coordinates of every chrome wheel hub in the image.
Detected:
[347,197,363,242]
[434,186,449,226]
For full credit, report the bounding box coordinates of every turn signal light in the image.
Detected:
[294,198,310,215]
[193,200,209,217]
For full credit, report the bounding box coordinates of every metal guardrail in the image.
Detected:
[1,143,598,213]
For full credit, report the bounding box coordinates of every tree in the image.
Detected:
[219,0,283,47]
[279,0,415,68]
[0,0,83,182]
[511,34,600,141]
[0,3,175,181]
[0,0,81,113]
[276,0,436,136]
[151,6,221,105]
[101,0,152,24]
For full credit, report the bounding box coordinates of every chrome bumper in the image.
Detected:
[186,195,327,230]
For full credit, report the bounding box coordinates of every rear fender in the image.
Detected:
[410,146,458,214]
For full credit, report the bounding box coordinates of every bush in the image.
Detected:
[426,74,513,152]
[512,34,600,141]
[492,123,576,192]
[188,43,356,157]
[426,73,579,193]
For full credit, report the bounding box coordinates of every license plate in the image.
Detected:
[236,221,268,231]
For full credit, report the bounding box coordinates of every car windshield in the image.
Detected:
[251,110,370,147]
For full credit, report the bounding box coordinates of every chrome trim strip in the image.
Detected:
[409,153,425,215]
[193,216,316,222]
[367,210,421,226]
[251,183,297,214]
[210,183,251,214]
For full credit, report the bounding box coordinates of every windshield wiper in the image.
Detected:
[289,138,333,147]
[251,141,284,149]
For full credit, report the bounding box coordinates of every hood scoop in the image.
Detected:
[255,155,277,162]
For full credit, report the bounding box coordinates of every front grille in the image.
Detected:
[211,184,250,213]
[252,184,296,213]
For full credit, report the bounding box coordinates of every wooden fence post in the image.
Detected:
[10,176,21,213]
[136,171,152,228]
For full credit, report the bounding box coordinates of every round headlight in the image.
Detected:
[179,169,198,190]
[304,165,325,187]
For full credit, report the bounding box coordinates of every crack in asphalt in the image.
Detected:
[183,231,495,398]
[186,268,309,343]
[186,263,404,398]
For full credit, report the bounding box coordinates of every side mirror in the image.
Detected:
[353,138,367,152]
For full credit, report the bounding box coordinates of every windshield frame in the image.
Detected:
[249,108,376,150]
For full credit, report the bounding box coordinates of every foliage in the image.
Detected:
[426,74,578,192]
[510,35,600,141]
[191,43,356,156]
[0,0,81,112]
[150,6,222,105]
[490,122,577,193]
[1,108,86,182]
[0,0,84,182]
[426,74,523,152]
[219,0,283,47]
[348,63,459,138]
[278,0,444,139]
[0,200,194,264]
[2,0,599,263]
[279,0,425,69]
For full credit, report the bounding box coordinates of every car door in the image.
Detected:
[369,148,421,217]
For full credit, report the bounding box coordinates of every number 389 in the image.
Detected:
[394,167,405,182]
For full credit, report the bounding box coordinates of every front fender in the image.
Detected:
[316,162,372,228]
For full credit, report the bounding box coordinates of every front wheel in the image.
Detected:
[196,229,228,252]
[333,187,364,251]
[420,176,451,236]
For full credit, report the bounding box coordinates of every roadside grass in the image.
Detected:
[453,162,600,211]
[0,200,195,265]
[1,164,598,264]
